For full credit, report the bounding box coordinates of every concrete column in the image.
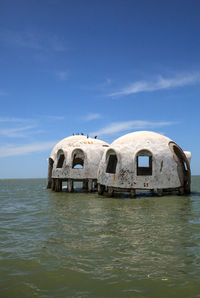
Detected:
[51,178,55,191]
[55,179,62,192]
[130,189,136,198]
[98,184,105,195]
[88,179,93,192]
[108,187,114,197]
[54,179,58,192]
[82,180,88,190]
[68,179,74,193]
[47,158,54,189]
[178,186,184,195]
[184,182,191,194]
[157,188,163,197]
[94,180,98,189]
[59,180,62,192]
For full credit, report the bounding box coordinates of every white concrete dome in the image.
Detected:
[50,135,108,161]
[47,135,109,191]
[112,131,171,145]
[97,131,191,196]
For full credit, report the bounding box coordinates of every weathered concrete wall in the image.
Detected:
[97,131,191,190]
[47,131,191,194]
[50,135,109,180]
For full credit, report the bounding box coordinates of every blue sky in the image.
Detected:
[0,0,200,178]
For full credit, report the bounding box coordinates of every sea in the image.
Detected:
[0,177,200,298]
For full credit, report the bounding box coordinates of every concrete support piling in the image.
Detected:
[108,187,114,197]
[94,181,98,190]
[68,179,74,193]
[98,184,105,195]
[82,180,88,191]
[130,189,136,198]
[88,179,93,192]
[51,178,55,191]
[47,159,54,189]
[178,186,185,195]
[54,179,62,192]
[157,188,163,197]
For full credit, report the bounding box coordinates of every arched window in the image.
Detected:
[168,142,191,193]
[173,145,189,173]
[56,150,65,168]
[136,150,152,176]
[72,149,84,169]
[106,150,118,174]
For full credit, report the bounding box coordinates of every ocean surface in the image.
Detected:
[1,177,200,298]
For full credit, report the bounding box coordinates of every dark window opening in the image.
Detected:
[57,154,65,168]
[72,151,84,169]
[137,153,152,176]
[173,145,188,173]
[184,161,188,171]
[106,154,117,174]
[168,141,191,193]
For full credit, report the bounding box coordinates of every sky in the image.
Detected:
[0,0,200,178]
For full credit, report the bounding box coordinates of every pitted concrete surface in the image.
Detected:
[97,131,191,190]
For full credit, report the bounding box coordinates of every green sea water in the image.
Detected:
[1,177,200,298]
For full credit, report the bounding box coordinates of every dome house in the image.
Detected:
[97,131,191,197]
[47,135,109,192]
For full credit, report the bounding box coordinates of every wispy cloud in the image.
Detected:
[0,141,56,158]
[109,73,200,97]
[0,115,64,138]
[84,113,101,121]
[56,71,69,80]
[0,117,31,123]
[0,29,42,50]
[0,125,37,138]
[91,120,176,136]
[0,29,67,52]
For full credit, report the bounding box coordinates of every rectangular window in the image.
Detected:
[137,155,152,176]
[138,156,150,167]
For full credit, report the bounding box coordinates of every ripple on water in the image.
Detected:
[1,178,200,297]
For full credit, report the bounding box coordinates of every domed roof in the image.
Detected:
[50,135,109,159]
[112,131,172,146]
